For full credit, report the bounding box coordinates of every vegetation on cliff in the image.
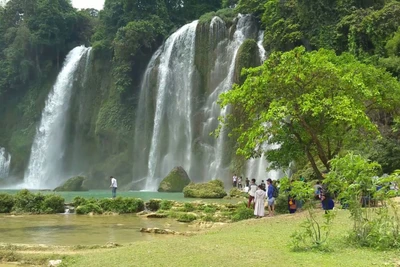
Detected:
[183,180,227,198]
[158,166,191,192]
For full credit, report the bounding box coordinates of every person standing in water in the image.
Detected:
[110,176,117,198]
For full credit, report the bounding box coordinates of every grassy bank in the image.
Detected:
[2,209,399,267]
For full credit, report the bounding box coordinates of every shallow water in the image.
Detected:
[0,214,193,246]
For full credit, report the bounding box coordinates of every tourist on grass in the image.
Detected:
[238,176,243,189]
[288,196,297,214]
[254,185,266,218]
[110,176,117,198]
[248,178,257,208]
[267,178,275,216]
[321,193,334,213]
[232,174,238,188]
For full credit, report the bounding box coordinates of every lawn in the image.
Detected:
[59,209,399,267]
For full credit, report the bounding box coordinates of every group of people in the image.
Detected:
[232,174,278,218]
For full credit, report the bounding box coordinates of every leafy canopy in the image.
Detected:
[219,46,400,178]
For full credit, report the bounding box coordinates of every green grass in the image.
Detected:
[59,210,399,267]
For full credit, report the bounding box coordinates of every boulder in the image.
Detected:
[158,166,191,192]
[54,176,88,192]
[183,180,227,198]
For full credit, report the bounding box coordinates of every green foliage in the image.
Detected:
[0,194,14,213]
[229,187,245,198]
[98,197,145,214]
[231,203,254,222]
[234,39,260,84]
[326,153,400,249]
[12,190,65,214]
[76,203,103,215]
[219,47,400,180]
[183,180,227,198]
[198,8,237,26]
[274,193,289,214]
[72,196,88,207]
[160,200,174,210]
[146,199,161,211]
[183,202,195,212]
[177,213,197,222]
[291,208,336,251]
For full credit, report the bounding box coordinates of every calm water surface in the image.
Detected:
[0,214,194,246]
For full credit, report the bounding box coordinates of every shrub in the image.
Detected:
[42,195,65,214]
[13,190,45,214]
[229,188,245,198]
[76,203,103,215]
[203,206,217,214]
[72,196,88,207]
[274,194,289,214]
[177,213,197,223]
[98,197,144,214]
[202,214,216,222]
[0,194,14,213]
[182,203,195,212]
[146,199,161,211]
[160,200,173,210]
[231,204,254,222]
[183,180,227,198]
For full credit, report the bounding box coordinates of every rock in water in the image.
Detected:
[54,176,88,191]
[158,166,191,192]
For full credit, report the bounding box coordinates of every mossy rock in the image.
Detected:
[158,167,191,192]
[54,176,88,192]
[183,180,227,199]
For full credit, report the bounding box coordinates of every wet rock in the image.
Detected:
[158,166,191,192]
[54,176,88,191]
[145,213,168,218]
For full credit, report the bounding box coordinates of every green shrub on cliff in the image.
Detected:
[76,203,103,215]
[183,180,227,198]
[0,194,15,213]
[99,197,145,214]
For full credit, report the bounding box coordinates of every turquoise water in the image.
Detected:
[0,190,237,203]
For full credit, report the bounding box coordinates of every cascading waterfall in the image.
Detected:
[257,31,266,62]
[0,147,11,179]
[23,46,91,189]
[141,21,198,190]
[134,15,265,190]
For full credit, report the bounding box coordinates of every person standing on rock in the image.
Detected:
[110,176,117,198]
[254,185,266,218]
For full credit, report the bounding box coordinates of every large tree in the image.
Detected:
[219,46,400,179]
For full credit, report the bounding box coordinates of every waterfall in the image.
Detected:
[23,46,91,189]
[0,147,11,179]
[257,31,266,62]
[139,21,198,190]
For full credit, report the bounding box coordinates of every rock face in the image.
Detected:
[54,176,88,192]
[158,167,191,192]
[183,180,227,198]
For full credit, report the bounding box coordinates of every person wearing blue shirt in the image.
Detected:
[267,179,275,216]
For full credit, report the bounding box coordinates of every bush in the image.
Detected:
[160,200,173,210]
[203,206,217,214]
[72,196,88,207]
[177,213,197,223]
[42,195,65,214]
[229,188,246,198]
[0,194,14,213]
[183,180,227,198]
[98,197,144,214]
[11,190,66,214]
[76,203,103,215]
[182,203,195,212]
[274,194,289,214]
[231,204,254,222]
[146,199,161,211]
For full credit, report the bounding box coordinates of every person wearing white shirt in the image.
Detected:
[110,176,117,198]
[247,178,257,208]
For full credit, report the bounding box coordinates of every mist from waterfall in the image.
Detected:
[23,46,92,189]
[0,147,11,179]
